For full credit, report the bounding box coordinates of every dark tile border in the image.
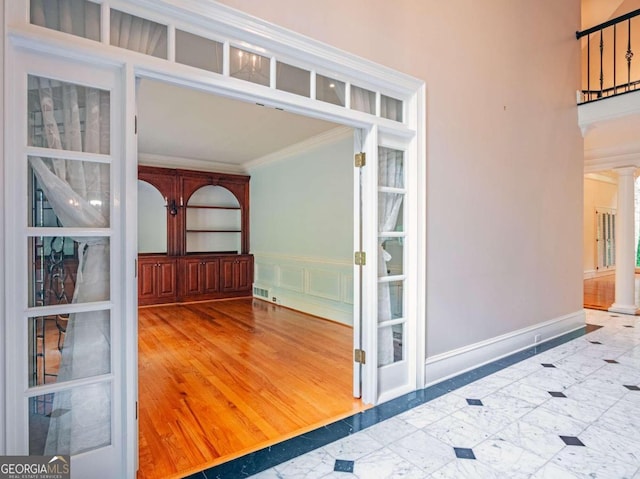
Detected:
[192,324,594,478]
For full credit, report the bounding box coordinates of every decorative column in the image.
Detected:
[609,166,639,315]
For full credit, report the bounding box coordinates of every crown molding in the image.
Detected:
[138,152,246,174]
[584,173,617,184]
[245,126,352,171]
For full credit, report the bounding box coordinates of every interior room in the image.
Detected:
[134,77,364,478]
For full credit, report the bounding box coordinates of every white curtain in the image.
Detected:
[110,9,166,57]
[378,148,404,366]
[351,86,375,115]
[30,0,101,41]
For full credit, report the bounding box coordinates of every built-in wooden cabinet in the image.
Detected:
[137,166,253,305]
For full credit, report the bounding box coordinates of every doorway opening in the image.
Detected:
[135,77,365,478]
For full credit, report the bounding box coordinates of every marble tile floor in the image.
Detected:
[188,309,640,479]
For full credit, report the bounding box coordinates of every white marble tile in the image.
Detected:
[562,383,621,410]
[492,366,533,381]
[580,424,640,466]
[480,391,538,420]
[387,430,454,474]
[620,390,640,406]
[551,445,639,479]
[496,381,553,406]
[520,406,588,436]
[423,414,491,448]
[451,375,513,399]
[451,405,514,435]
[520,367,585,392]
[473,439,548,477]
[528,462,581,479]
[571,376,630,400]
[430,458,504,479]
[272,448,336,479]
[493,420,566,459]
[363,417,418,446]
[422,393,468,415]
[509,357,550,374]
[538,395,606,424]
[351,447,429,479]
[323,432,384,461]
[396,403,449,429]
[597,401,640,441]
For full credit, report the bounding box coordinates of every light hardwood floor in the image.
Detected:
[583,273,640,311]
[137,298,365,479]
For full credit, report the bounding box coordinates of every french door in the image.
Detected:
[5,49,126,477]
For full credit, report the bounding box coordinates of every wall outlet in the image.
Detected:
[272,297,277,303]
[534,334,541,344]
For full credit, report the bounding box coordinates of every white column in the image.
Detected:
[609,166,639,315]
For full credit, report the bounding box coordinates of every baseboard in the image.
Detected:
[253,290,353,325]
[584,269,615,279]
[424,309,586,386]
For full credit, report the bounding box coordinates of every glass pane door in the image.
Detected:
[6,48,124,477]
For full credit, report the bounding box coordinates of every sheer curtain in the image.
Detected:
[378,148,404,366]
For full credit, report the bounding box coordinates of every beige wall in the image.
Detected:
[218,0,584,357]
[583,177,617,273]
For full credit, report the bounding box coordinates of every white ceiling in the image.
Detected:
[136,78,341,169]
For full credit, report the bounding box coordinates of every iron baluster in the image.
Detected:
[627,18,634,90]
[599,29,604,97]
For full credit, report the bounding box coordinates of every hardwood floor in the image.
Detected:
[583,273,640,311]
[137,298,365,479]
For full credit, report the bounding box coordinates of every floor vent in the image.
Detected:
[253,286,270,299]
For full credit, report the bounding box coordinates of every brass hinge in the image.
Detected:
[355,152,366,167]
[354,251,366,266]
[354,349,366,364]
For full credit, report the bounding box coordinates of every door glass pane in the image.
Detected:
[28,158,110,228]
[351,85,375,114]
[175,30,223,74]
[28,75,110,154]
[378,147,404,188]
[110,9,167,58]
[379,280,403,321]
[29,381,111,455]
[28,236,110,307]
[138,181,167,254]
[380,238,404,276]
[30,0,101,41]
[381,94,403,122]
[276,62,311,97]
[316,74,345,106]
[378,322,404,366]
[28,311,111,387]
[378,193,404,233]
[230,47,270,86]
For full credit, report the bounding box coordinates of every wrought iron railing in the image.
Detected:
[577,8,640,103]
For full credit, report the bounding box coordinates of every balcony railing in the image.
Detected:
[577,9,640,103]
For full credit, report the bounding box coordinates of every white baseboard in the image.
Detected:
[584,269,615,279]
[424,310,586,386]
[253,292,353,325]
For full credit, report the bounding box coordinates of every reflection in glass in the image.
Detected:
[176,30,223,73]
[29,381,111,455]
[28,311,111,387]
[138,181,167,254]
[378,323,404,367]
[110,9,167,58]
[28,75,110,154]
[381,94,403,122]
[28,237,110,307]
[276,62,311,97]
[230,47,270,86]
[316,74,345,106]
[380,238,404,275]
[351,85,375,114]
[30,0,101,41]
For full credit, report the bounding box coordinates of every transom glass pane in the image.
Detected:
[351,85,375,114]
[175,30,223,74]
[28,311,111,387]
[110,9,167,59]
[30,0,101,41]
[29,381,111,455]
[28,237,110,307]
[230,47,270,86]
[28,76,110,154]
[276,62,311,97]
[316,74,345,106]
[381,95,403,122]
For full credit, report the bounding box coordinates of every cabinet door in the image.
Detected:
[138,258,159,301]
[202,258,220,294]
[182,257,203,295]
[156,259,177,299]
[235,256,253,291]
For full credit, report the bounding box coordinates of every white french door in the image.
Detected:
[5,49,126,477]
[358,128,418,405]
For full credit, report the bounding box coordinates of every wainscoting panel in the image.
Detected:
[253,253,353,325]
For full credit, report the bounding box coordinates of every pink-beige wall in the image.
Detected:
[218,0,584,357]
[584,177,617,274]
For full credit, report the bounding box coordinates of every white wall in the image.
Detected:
[137,180,168,254]
[584,176,617,275]
[219,0,585,357]
[250,132,354,324]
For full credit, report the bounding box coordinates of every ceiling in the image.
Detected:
[136,78,342,170]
